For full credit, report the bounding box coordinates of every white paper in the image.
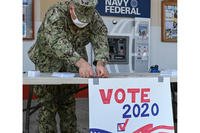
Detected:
[51,72,75,78]
[160,69,177,76]
[28,70,40,77]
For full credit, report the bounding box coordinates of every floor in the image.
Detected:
[23,98,89,133]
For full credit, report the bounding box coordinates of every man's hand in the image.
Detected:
[96,61,109,78]
[75,58,94,78]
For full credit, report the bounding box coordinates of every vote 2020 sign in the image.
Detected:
[96,0,151,18]
[89,77,174,133]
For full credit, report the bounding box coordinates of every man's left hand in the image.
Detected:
[96,61,109,78]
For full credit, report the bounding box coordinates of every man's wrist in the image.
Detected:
[75,58,86,68]
[96,61,106,67]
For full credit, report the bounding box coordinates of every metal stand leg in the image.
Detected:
[25,86,33,133]
[171,82,177,133]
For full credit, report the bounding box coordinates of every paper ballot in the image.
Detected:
[28,71,40,77]
[160,69,177,76]
[51,72,76,78]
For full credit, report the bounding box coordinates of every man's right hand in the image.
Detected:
[75,58,94,78]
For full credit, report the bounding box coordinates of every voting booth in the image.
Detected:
[89,77,174,133]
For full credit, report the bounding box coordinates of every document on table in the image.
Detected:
[51,72,76,78]
[27,70,40,77]
[160,69,177,76]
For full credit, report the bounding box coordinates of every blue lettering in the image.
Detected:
[141,103,150,117]
[151,103,159,116]
[122,103,159,118]
[122,104,131,118]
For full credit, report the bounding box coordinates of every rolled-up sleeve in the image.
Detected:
[43,8,81,65]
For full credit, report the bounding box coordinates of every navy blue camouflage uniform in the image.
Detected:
[28,0,109,132]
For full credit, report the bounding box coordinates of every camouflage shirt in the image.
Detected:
[28,0,109,72]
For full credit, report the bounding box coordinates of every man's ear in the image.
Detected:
[69,2,76,20]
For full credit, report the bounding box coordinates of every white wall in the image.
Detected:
[23,22,41,72]
[23,0,40,72]
[150,26,177,70]
[150,0,177,70]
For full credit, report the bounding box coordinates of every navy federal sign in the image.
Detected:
[96,0,151,18]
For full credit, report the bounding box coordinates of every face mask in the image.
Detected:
[71,9,88,28]
[72,17,88,28]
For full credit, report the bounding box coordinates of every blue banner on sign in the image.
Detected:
[96,0,151,18]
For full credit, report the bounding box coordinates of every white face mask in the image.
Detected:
[72,17,88,28]
[71,10,88,28]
